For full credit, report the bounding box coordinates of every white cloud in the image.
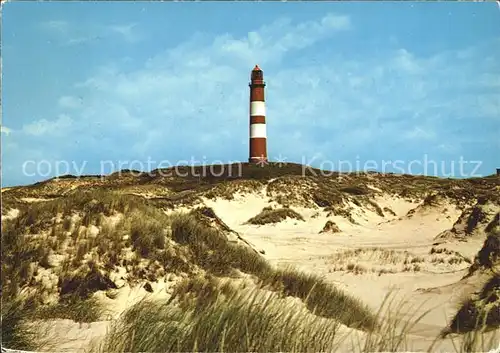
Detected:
[58,96,82,109]
[108,23,141,43]
[393,49,424,75]
[143,13,351,71]
[40,20,142,46]
[437,143,458,153]
[1,126,12,136]
[60,14,498,164]
[404,127,436,140]
[11,13,495,174]
[41,20,69,33]
[23,114,73,136]
[65,36,103,46]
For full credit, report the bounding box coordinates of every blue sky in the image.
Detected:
[2,2,500,186]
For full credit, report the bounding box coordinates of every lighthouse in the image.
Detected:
[249,65,268,164]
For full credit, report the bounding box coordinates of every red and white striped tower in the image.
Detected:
[249,65,268,163]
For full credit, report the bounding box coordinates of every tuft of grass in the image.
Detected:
[367,199,385,217]
[58,262,117,299]
[1,297,40,350]
[447,327,500,353]
[325,206,358,224]
[260,266,375,330]
[35,294,106,323]
[467,230,500,276]
[171,214,272,276]
[466,205,488,234]
[383,206,397,216]
[96,282,500,353]
[167,274,238,312]
[129,210,168,257]
[170,214,375,330]
[485,213,500,233]
[1,220,47,298]
[446,273,500,335]
[339,186,370,195]
[246,207,305,225]
[345,263,367,274]
[0,296,55,351]
[319,220,341,234]
[96,282,344,353]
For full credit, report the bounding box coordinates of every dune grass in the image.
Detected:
[1,297,41,351]
[5,287,499,353]
[325,247,470,275]
[96,279,346,353]
[245,207,305,225]
[448,327,500,353]
[260,266,375,329]
[171,212,272,276]
[93,278,499,353]
[0,296,58,351]
[0,191,167,350]
[467,231,500,276]
[3,188,499,352]
[445,272,500,337]
[170,213,376,330]
[2,194,375,350]
[34,294,106,323]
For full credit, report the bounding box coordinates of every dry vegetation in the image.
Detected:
[1,167,499,352]
[2,188,375,351]
[92,281,499,353]
[445,230,500,338]
[320,220,341,234]
[245,206,305,225]
[4,162,497,213]
[437,196,500,240]
[96,277,345,353]
[169,214,374,329]
[325,247,471,275]
[445,274,500,336]
[1,298,50,351]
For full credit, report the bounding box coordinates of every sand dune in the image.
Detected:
[2,169,499,352]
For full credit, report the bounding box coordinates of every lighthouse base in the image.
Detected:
[249,157,268,164]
